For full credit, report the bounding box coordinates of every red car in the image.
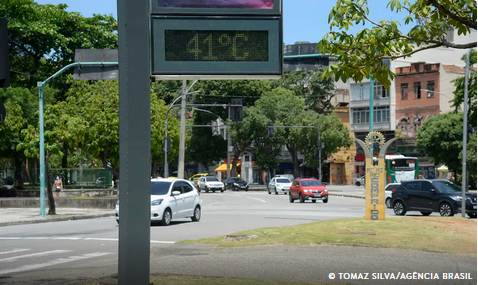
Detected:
[289,178,328,203]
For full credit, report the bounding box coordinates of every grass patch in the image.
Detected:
[177,217,477,257]
[85,274,350,285]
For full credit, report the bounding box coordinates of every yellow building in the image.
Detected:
[327,104,357,185]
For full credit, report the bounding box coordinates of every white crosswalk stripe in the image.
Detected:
[0,250,72,262]
[0,252,112,275]
[0,248,113,275]
[0,249,30,255]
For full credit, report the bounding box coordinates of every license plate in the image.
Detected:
[314,194,322,197]
[473,205,477,209]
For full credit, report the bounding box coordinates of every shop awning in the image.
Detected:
[214,163,241,173]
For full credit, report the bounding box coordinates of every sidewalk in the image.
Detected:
[0,207,114,227]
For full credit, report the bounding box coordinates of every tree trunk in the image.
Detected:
[25,159,33,185]
[286,145,300,178]
[46,154,56,215]
[13,155,23,189]
[62,142,68,184]
[152,159,157,177]
[230,146,241,178]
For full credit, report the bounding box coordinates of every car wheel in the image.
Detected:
[385,198,391,208]
[213,190,216,193]
[312,200,316,203]
[420,211,432,216]
[268,189,271,194]
[191,206,201,222]
[439,202,454,217]
[159,209,172,226]
[274,187,278,195]
[393,201,407,216]
[205,187,209,193]
[289,193,294,203]
[221,189,224,193]
[355,181,361,186]
[467,212,477,219]
[299,193,305,203]
[323,197,328,203]
[234,187,238,192]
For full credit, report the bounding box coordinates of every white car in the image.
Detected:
[268,177,292,195]
[354,176,365,186]
[385,183,401,208]
[115,178,201,226]
[197,176,225,193]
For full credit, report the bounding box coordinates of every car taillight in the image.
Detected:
[391,189,396,194]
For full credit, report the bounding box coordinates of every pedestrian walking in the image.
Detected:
[53,176,63,197]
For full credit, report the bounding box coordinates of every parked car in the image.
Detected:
[391,179,477,218]
[385,183,401,208]
[227,177,249,191]
[275,174,294,182]
[289,178,328,203]
[223,177,235,187]
[115,178,201,226]
[189,173,209,185]
[197,176,225,193]
[354,176,365,186]
[268,177,292,195]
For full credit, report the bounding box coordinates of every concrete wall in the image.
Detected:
[0,197,117,209]
[16,189,116,198]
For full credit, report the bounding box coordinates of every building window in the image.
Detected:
[352,106,390,124]
[374,83,389,99]
[427,81,435,98]
[414,82,421,99]
[351,83,369,101]
[244,155,250,162]
[401,83,408,100]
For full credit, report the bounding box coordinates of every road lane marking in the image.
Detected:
[246,197,266,203]
[0,252,113,275]
[53,237,83,240]
[0,250,72,262]
[0,249,30,255]
[0,237,176,244]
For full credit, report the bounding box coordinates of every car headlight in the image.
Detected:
[233,183,239,186]
[304,189,311,192]
[451,196,462,201]
[151,199,163,206]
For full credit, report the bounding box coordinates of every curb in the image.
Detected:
[328,193,365,199]
[0,213,114,227]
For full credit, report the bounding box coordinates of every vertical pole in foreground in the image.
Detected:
[178,80,187,179]
[369,74,374,156]
[38,84,46,217]
[461,49,471,218]
[318,129,322,182]
[117,0,151,284]
[227,105,231,178]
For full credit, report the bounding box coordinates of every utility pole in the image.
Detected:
[227,105,231,178]
[318,132,322,182]
[461,49,471,218]
[178,80,187,179]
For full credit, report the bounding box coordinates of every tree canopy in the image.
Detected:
[452,49,477,127]
[318,0,477,88]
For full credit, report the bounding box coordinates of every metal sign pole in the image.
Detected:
[117,0,151,284]
[461,49,471,218]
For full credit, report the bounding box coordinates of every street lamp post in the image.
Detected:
[461,49,472,218]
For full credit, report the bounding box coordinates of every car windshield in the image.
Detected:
[151,182,171,195]
[232,178,242,182]
[206,177,219,182]
[277,179,290,183]
[433,181,462,193]
[301,180,322,187]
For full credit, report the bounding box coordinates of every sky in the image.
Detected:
[35,0,413,45]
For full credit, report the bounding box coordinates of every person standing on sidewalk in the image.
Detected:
[53,176,63,197]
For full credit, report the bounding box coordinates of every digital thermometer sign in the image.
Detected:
[165,30,269,62]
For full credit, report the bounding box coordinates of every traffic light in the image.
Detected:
[467,125,475,143]
[267,121,274,137]
[230,98,243,122]
[0,19,9,88]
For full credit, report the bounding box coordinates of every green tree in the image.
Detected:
[272,70,336,114]
[2,0,117,90]
[318,0,477,88]
[452,50,477,127]
[416,112,465,180]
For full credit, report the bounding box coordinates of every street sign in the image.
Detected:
[0,100,5,125]
[73,49,119,80]
[151,17,282,77]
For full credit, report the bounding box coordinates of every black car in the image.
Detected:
[391,179,477,218]
[223,177,235,187]
[227,177,249,191]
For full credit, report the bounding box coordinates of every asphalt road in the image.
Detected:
[0,192,476,285]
